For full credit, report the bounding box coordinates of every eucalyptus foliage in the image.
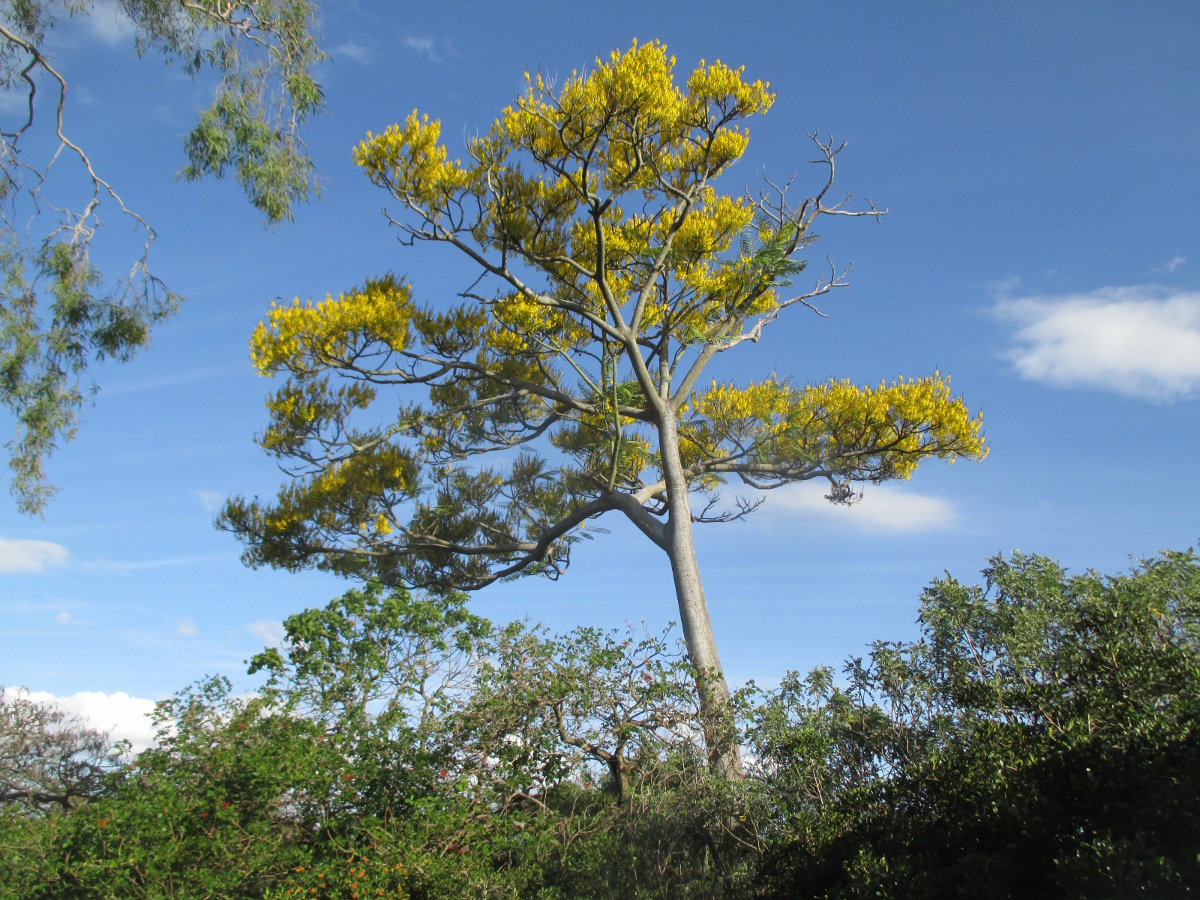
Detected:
[0,0,323,511]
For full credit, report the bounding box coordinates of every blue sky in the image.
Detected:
[3,1,1198,744]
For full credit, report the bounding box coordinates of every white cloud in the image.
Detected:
[176,617,198,636]
[0,538,69,573]
[7,689,159,752]
[334,41,374,64]
[993,286,1200,402]
[1166,256,1187,274]
[56,611,72,623]
[80,0,136,45]
[761,483,958,533]
[247,619,285,648]
[102,365,244,395]
[402,35,441,62]
[196,490,224,514]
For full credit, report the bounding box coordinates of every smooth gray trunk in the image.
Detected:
[657,413,744,779]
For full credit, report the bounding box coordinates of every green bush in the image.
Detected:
[6,549,1197,898]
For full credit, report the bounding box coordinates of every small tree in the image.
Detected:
[0,688,126,813]
[223,41,986,776]
[248,581,491,826]
[456,621,702,808]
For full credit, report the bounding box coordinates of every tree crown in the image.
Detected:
[223,40,986,591]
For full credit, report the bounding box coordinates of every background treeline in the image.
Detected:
[3,548,1198,899]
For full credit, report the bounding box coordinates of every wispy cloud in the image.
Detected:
[101,366,245,395]
[993,286,1200,402]
[760,483,959,533]
[333,41,375,64]
[987,273,1024,297]
[0,88,31,116]
[4,688,159,752]
[80,0,135,45]
[176,617,198,636]
[0,538,69,573]
[402,35,442,62]
[247,619,285,648]
[79,554,231,574]
[196,490,225,514]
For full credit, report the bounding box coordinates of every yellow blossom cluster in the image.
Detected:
[354,111,469,205]
[344,42,783,362]
[670,193,755,259]
[488,294,579,354]
[691,378,794,426]
[686,59,775,116]
[685,374,987,478]
[557,189,769,335]
[501,41,687,191]
[251,277,413,375]
[492,40,773,197]
[258,381,376,456]
[791,375,987,475]
[262,444,415,537]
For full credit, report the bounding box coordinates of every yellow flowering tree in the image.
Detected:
[222,41,986,777]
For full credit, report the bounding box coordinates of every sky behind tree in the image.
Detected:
[2,0,1198,743]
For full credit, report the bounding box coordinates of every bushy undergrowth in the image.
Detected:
[4,548,1198,899]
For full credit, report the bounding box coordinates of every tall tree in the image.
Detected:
[222,41,987,776]
[0,0,323,513]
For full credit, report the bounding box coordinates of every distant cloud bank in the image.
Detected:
[763,483,958,533]
[3,688,159,752]
[994,286,1200,402]
[0,538,68,573]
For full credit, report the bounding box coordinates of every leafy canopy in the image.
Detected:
[223,40,985,593]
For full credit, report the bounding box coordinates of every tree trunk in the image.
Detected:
[657,413,744,779]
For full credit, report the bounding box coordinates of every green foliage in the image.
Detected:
[1,676,323,899]
[0,0,324,512]
[166,0,325,223]
[456,621,704,805]
[0,686,127,813]
[0,687,129,897]
[0,233,178,512]
[752,547,1200,898]
[6,548,1196,897]
[250,582,492,830]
